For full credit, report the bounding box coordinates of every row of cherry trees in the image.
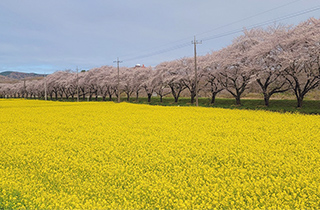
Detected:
[1,18,319,107]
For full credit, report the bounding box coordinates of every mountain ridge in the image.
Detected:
[0,71,46,80]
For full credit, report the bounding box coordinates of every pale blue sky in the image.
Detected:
[0,0,319,74]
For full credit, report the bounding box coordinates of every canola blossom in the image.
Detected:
[0,99,320,209]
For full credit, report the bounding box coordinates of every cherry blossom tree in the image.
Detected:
[178,57,205,104]
[201,53,224,104]
[218,28,263,105]
[77,71,89,100]
[0,84,4,98]
[94,66,117,101]
[0,83,13,98]
[65,73,78,100]
[248,25,290,106]
[140,67,156,102]
[26,79,41,98]
[54,71,73,99]
[46,71,66,99]
[278,18,320,107]
[83,69,100,101]
[157,60,186,103]
[33,79,46,99]
[153,66,171,102]
[132,66,150,102]
[1,17,319,107]
[120,67,136,101]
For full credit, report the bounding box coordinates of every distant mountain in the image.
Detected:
[0,71,46,80]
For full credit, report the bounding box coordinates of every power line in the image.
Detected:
[196,0,302,37]
[123,42,190,62]
[121,4,320,64]
[121,0,302,62]
[202,5,320,42]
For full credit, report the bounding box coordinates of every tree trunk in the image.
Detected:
[160,95,163,103]
[211,93,217,104]
[235,95,241,105]
[147,93,152,102]
[297,96,303,108]
[109,94,112,101]
[190,91,195,104]
[263,94,270,107]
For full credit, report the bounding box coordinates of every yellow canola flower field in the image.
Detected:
[0,99,320,209]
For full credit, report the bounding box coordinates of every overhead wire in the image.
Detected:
[202,5,320,42]
[121,2,319,64]
[123,43,191,62]
[196,0,302,37]
[121,0,303,63]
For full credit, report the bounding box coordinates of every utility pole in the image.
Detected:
[114,57,122,103]
[23,79,26,99]
[44,73,47,101]
[76,67,79,102]
[192,36,202,107]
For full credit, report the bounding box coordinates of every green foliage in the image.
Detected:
[146,98,320,115]
[42,97,320,115]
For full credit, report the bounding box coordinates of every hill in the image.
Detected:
[0,71,46,80]
[0,75,15,83]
